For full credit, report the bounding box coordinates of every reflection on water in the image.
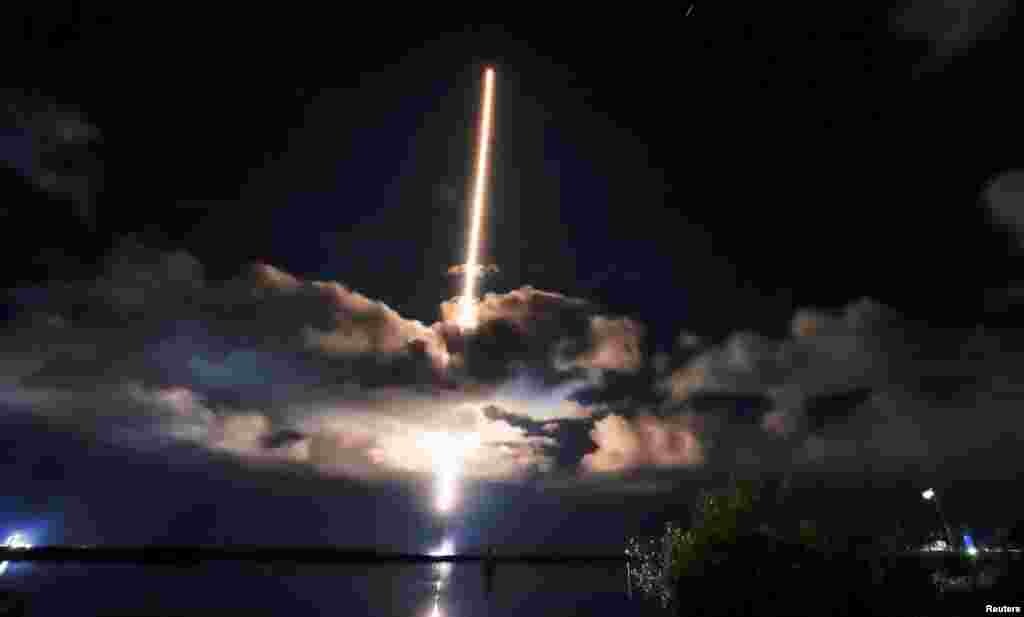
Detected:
[0,532,33,576]
[426,538,454,616]
[0,550,633,615]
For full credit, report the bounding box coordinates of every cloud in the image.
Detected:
[13,244,450,397]
[650,352,671,376]
[0,90,102,222]
[3,248,661,487]
[440,286,644,383]
[663,298,896,409]
[261,428,306,450]
[891,0,1015,74]
[662,330,783,399]
[9,242,1022,490]
[303,397,557,480]
[651,296,1024,474]
[211,413,275,454]
[985,169,1024,238]
[801,387,874,434]
[571,316,645,372]
[677,331,701,350]
[761,410,798,437]
[581,413,704,473]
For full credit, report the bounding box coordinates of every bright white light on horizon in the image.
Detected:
[967,546,978,556]
[422,432,480,513]
[922,488,935,501]
[0,532,32,576]
[430,538,455,557]
[456,67,497,332]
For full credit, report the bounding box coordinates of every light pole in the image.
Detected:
[922,488,956,551]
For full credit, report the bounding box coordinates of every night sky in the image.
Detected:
[3,4,1024,615]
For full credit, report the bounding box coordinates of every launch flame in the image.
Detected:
[456,67,497,331]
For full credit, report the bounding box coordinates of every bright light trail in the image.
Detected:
[456,67,497,331]
[0,532,31,576]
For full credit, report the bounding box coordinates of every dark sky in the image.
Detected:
[3,4,1024,615]
[6,6,1022,338]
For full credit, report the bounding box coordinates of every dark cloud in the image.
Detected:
[0,89,102,223]
[573,365,664,410]
[580,412,704,473]
[13,244,449,397]
[686,392,773,425]
[985,169,1024,239]
[801,387,873,434]
[647,298,1024,475]
[663,298,898,408]
[481,404,534,429]
[535,417,598,470]
[261,428,306,450]
[891,0,1015,74]
[441,286,645,389]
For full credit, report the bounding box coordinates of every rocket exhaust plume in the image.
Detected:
[454,67,497,331]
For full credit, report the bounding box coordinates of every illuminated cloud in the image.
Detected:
[441,286,587,331]
[440,286,642,382]
[572,316,644,372]
[663,364,711,400]
[13,245,450,396]
[300,397,556,481]
[581,413,703,473]
[1,381,559,484]
[1,246,611,488]
[7,243,1022,490]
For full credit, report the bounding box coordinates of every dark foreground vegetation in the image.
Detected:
[627,479,1024,616]
[668,535,1022,616]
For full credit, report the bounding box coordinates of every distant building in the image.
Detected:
[922,539,950,552]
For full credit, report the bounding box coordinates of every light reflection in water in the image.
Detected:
[425,538,454,616]
[0,532,32,576]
